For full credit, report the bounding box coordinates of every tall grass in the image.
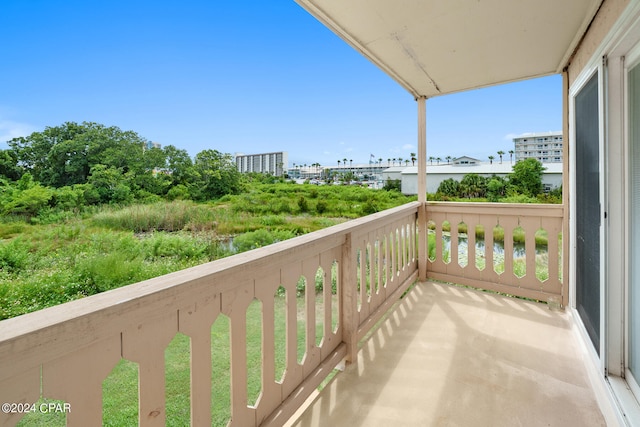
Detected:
[91,200,219,233]
[1,183,410,320]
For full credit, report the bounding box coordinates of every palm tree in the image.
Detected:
[378,157,383,166]
[436,157,442,165]
[446,155,452,164]
[337,160,341,167]
[429,156,435,165]
[398,157,403,166]
[410,152,417,165]
[497,150,505,164]
[488,155,494,165]
[387,158,391,167]
[392,158,397,166]
[508,150,514,163]
[405,159,410,166]
[343,158,348,169]
[349,159,353,168]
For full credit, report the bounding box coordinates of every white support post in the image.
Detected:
[417,97,427,202]
[417,96,427,280]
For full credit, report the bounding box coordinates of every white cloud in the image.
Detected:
[0,120,37,143]
[402,144,415,150]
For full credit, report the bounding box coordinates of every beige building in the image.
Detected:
[235,151,288,176]
[514,131,564,163]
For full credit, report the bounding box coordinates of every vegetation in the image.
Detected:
[0,122,244,211]
[0,182,414,320]
[434,158,561,203]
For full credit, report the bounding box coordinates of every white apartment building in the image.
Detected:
[235,151,288,176]
[513,131,563,163]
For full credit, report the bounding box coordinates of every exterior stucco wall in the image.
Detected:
[568,0,629,84]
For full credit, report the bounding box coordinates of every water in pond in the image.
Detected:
[441,233,545,260]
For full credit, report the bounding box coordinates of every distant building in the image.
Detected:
[384,157,562,195]
[451,156,481,165]
[145,141,162,150]
[513,131,563,163]
[235,151,288,176]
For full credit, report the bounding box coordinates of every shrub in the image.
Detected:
[383,179,401,192]
[0,238,30,273]
[315,200,328,214]
[167,184,190,201]
[297,196,309,212]
[233,229,296,252]
[361,200,378,215]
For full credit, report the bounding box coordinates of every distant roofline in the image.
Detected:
[513,131,562,139]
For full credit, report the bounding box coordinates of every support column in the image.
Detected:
[417,97,427,202]
[561,70,570,308]
[417,96,428,281]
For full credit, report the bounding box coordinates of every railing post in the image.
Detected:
[418,202,427,281]
[341,232,358,364]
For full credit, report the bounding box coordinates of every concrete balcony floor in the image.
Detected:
[289,281,605,427]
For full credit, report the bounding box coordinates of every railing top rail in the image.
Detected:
[426,201,564,217]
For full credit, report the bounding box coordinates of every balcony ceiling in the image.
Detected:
[295,0,602,98]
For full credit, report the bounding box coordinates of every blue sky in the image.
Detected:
[0,0,561,167]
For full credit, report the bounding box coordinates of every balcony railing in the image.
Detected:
[426,202,565,305]
[0,202,419,427]
[0,201,565,426]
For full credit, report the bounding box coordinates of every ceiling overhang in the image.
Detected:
[296,0,602,98]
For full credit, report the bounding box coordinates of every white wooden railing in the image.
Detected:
[0,202,420,427]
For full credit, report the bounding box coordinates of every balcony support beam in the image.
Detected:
[562,69,570,308]
[417,96,428,280]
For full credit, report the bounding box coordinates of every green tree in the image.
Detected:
[383,179,401,192]
[460,173,487,198]
[7,122,147,188]
[436,178,461,197]
[0,149,21,180]
[486,175,508,201]
[163,145,194,186]
[497,150,505,164]
[2,174,54,217]
[190,149,243,200]
[87,165,132,204]
[508,158,545,197]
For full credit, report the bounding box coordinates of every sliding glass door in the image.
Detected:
[575,72,601,354]
[628,62,640,388]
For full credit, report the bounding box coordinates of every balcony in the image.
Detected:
[290,281,604,426]
[0,201,604,426]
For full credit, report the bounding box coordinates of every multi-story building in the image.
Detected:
[235,151,288,176]
[513,131,563,163]
[144,141,162,151]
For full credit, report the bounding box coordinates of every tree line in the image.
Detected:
[434,158,560,202]
[0,122,243,216]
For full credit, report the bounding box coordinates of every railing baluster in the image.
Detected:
[426,202,564,302]
[179,300,217,427]
[122,314,178,427]
[221,281,255,427]
[43,336,121,426]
